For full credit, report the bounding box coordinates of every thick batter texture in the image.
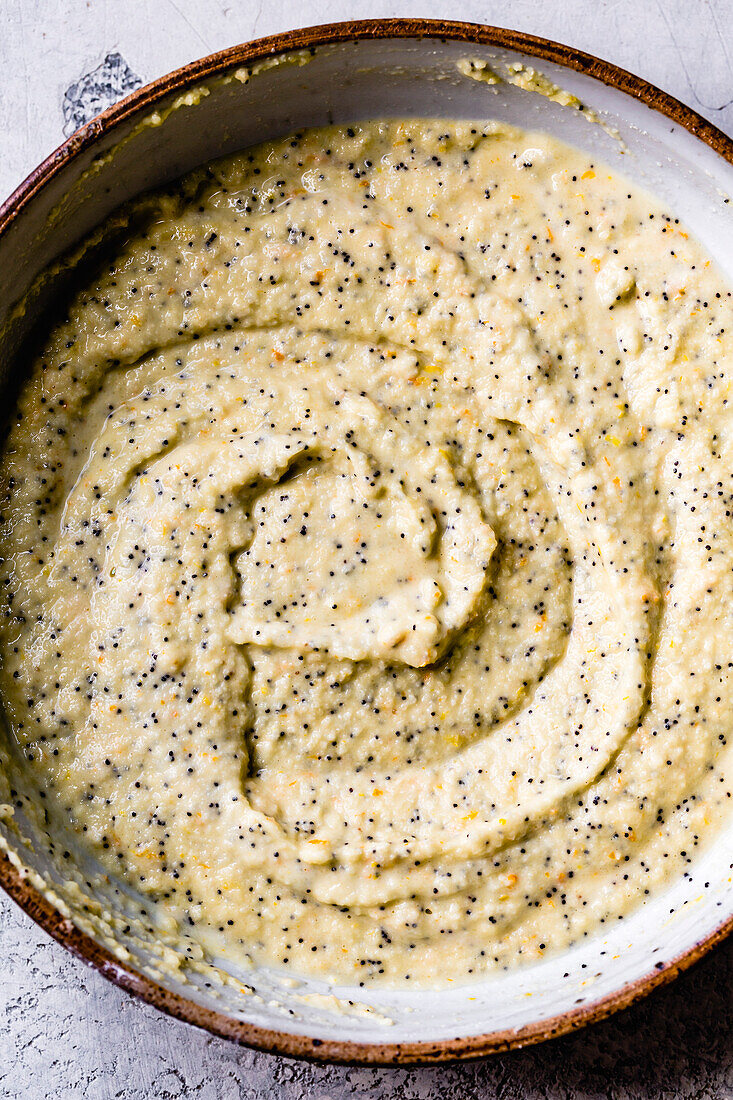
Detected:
[0,121,731,986]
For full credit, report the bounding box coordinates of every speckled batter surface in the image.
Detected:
[0,119,731,988]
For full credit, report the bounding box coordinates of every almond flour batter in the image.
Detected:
[0,120,730,986]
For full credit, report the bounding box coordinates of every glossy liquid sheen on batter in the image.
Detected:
[1,121,731,986]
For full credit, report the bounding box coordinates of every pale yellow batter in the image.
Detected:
[0,120,731,986]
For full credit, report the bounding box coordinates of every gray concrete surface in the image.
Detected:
[1,1,732,1096]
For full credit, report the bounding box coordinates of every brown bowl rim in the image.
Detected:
[1,16,732,1066]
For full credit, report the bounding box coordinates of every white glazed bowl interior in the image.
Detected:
[1,29,732,1051]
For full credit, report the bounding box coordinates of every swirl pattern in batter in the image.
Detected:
[0,120,731,985]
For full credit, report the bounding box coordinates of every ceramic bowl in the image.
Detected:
[0,19,731,1064]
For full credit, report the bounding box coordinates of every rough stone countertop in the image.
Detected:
[1,1,732,1097]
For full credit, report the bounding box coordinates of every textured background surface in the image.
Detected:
[1,1,732,1097]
